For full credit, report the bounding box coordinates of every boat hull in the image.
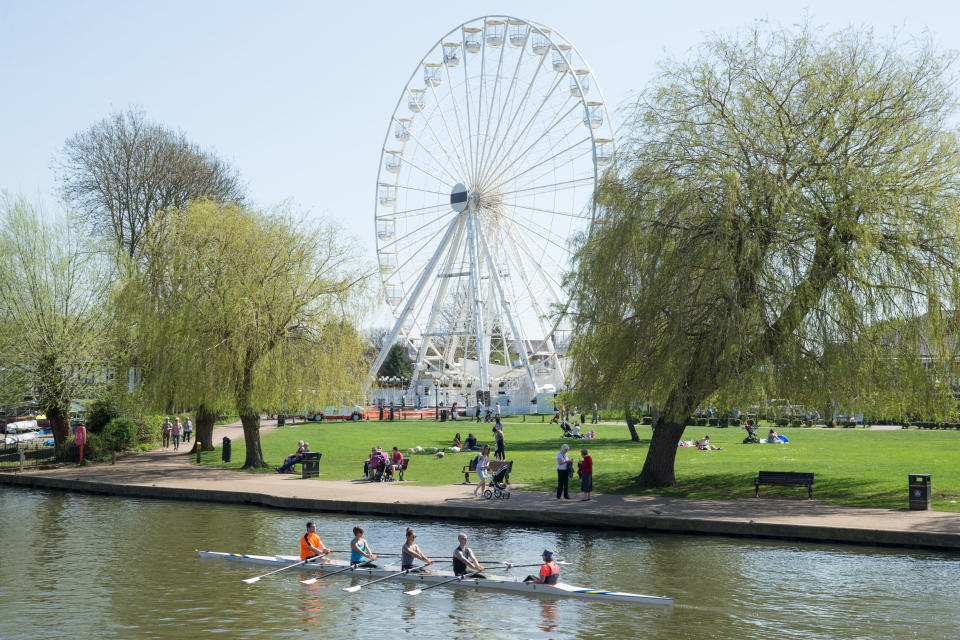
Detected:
[197,550,673,606]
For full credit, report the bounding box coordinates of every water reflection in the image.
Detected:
[538,601,560,633]
[1,487,959,640]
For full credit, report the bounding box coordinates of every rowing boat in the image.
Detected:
[197,550,673,606]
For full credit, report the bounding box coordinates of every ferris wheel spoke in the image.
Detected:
[501,228,560,335]
[397,152,457,190]
[511,213,572,256]
[418,87,472,181]
[393,184,452,197]
[404,120,467,186]
[508,201,592,221]
[499,176,595,199]
[460,33,478,182]
[477,48,551,190]
[440,56,474,183]
[475,33,535,186]
[506,217,567,297]
[478,52,561,187]
[475,32,511,185]
[478,68,571,188]
[481,98,580,190]
[383,202,449,220]
[379,211,453,253]
[486,130,591,195]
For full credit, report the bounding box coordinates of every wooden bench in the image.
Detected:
[462,459,512,484]
[754,470,814,499]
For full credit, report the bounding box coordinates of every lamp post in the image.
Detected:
[434,378,440,419]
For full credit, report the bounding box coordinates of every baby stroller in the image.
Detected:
[482,464,511,500]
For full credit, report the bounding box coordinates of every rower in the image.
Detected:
[300,521,331,563]
[401,527,433,574]
[350,525,378,567]
[452,533,485,579]
[523,549,560,584]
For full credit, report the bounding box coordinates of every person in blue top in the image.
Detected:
[350,525,378,567]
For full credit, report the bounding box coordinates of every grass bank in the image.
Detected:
[196,418,960,512]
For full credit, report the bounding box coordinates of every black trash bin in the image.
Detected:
[909,474,931,510]
[301,452,321,479]
[221,437,231,462]
[440,409,448,422]
[277,414,286,427]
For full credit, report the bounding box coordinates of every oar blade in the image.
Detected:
[300,578,318,585]
[342,586,362,593]
[404,588,423,596]
[241,577,261,584]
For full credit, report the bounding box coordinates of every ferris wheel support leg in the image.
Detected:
[475,219,538,391]
[366,215,462,387]
[406,215,467,398]
[465,211,489,390]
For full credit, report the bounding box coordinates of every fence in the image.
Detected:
[0,440,57,471]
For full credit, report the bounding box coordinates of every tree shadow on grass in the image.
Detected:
[523,469,907,510]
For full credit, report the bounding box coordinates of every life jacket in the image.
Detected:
[540,561,560,585]
[300,532,320,559]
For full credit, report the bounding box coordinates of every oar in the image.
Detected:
[343,566,422,592]
[500,560,572,569]
[404,570,482,596]
[241,554,328,584]
[299,563,360,585]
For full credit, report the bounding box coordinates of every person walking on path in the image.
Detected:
[171,418,183,450]
[184,417,193,443]
[473,445,490,497]
[578,448,593,501]
[161,417,172,449]
[556,444,572,499]
[492,424,505,461]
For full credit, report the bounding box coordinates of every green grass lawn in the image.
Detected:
[196,418,960,511]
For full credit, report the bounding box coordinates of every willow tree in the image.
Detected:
[0,196,116,449]
[126,199,369,466]
[567,23,960,487]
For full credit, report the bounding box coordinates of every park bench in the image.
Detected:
[391,458,409,482]
[754,470,814,499]
[462,459,512,484]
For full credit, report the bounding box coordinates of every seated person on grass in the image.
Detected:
[696,435,721,450]
[465,433,481,451]
[452,433,462,449]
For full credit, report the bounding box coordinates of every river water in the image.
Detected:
[1,487,957,639]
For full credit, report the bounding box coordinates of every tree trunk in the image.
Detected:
[47,404,71,452]
[239,410,266,469]
[236,360,268,469]
[637,394,697,487]
[192,404,217,453]
[624,406,641,442]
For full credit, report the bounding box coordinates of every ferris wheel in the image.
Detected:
[368,15,615,397]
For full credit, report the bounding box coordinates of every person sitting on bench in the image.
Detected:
[276,441,308,473]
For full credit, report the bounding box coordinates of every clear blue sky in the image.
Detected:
[2,0,957,325]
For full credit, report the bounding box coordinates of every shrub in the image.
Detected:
[135,415,164,445]
[775,418,789,427]
[729,419,742,427]
[58,433,105,461]
[85,397,120,434]
[57,435,76,462]
[102,418,137,452]
[790,420,802,428]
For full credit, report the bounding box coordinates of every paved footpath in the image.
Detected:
[2,420,959,551]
